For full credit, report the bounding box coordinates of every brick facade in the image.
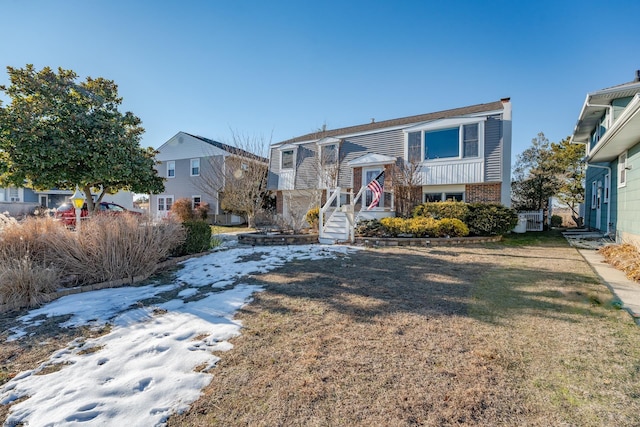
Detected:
[276,190,283,214]
[465,183,502,203]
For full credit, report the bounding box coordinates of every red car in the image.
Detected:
[55,202,141,226]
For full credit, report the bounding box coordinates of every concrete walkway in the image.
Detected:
[563,231,640,322]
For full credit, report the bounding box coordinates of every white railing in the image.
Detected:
[518,210,544,232]
[319,187,341,240]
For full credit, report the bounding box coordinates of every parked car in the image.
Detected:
[55,202,141,226]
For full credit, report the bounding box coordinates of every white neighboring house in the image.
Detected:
[151,131,267,224]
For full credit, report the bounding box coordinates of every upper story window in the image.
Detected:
[281,149,294,170]
[190,158,200,176]
[321,144,338,165]
[407,120,483,162]
[167,161,175,178]
[590,114,609,146]
[618,151,628,188]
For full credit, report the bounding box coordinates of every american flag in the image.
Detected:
[366,171,384,210]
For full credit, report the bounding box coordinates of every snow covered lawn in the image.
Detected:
[0,244,356,426]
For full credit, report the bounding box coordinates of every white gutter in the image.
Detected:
[585,100,614,128]
[587,94,640,162]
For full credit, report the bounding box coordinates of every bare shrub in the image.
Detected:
[43,215,185,285]
[0,256,60,307]
[170,198,194,222]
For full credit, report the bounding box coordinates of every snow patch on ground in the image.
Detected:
[1,244,357,426]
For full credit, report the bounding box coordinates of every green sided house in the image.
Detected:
[267,99,512,243]
[571,71,640,244]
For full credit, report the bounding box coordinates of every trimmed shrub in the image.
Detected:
[551,214,563,228]
[412,201,469,221]
[404,217,439,237]
[172,220,212,256]
[465,203,518,236]
[370,217,468,238]
[171,198,195,222]
[305,207,320,230]
[434,218,469,237]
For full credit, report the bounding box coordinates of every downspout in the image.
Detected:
[585,162,612,236]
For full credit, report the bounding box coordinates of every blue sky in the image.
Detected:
[2,0,639,161]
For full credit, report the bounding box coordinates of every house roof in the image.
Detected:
[185,133,269,163]
[272,99,509,146]
[572,72,640,144]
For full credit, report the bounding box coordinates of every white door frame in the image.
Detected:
[362,167,384,210]
[39,195,49,207]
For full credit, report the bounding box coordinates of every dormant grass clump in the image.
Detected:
[599,243,640,281]
[0,217,63,306]
[42,214,185,285]
[0,215,185,308]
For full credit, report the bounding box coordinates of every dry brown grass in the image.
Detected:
[600,243,640,282]
[0,257,60,306]
[0,215,184,308]
[41,215,185,284]
[168,238,640,426]
[2,234,640,426]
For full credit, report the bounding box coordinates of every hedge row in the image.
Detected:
[356,202,517,238]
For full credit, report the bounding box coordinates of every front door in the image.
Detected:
[363,168,383,209]
[39,195,48,208]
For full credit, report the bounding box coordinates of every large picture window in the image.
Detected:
[416,122,480,161]
[425,128,459,160]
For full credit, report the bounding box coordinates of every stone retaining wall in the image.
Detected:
[354,235,502,247]
[238,233,319,246]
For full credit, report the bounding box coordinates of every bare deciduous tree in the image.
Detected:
[391,159,423,218]
[196,131,270,228]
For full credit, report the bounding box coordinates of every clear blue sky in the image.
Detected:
[2,0,639,161]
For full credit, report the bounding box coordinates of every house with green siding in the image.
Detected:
[571,71,640,244]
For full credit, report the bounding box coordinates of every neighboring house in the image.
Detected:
[267,99,512,241]
[571,71,640,244]
[0,187,134,217]
[152,132,267,224]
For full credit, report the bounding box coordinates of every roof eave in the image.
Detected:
[587,94,640,162]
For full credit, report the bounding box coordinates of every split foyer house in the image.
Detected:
[267,99,512,242]
[571,71,640,244]
[152,131,268,224]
